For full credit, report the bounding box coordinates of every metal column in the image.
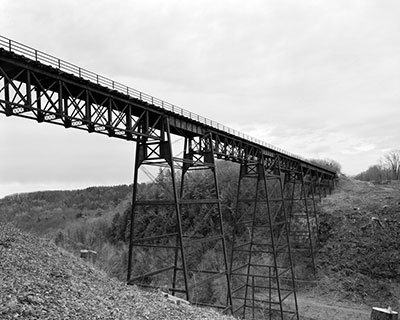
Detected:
[176,133,232,311]
[127,124,232,312]
[283,170,319,280]
[230,154,299,320]
[127,117,190,299]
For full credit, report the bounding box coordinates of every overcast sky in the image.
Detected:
[0,0,399,198]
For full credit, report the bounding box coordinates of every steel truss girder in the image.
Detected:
[0,51,176,140]
[212,133,262,163]
[211,130,336,183]
[309,171,334,200]
[1,49,337,182]
[127,121,233,312]
[230,155,300,320]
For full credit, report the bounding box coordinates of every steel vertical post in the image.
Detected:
[230,154,299,320]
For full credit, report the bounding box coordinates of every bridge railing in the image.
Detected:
[0,35,304,160]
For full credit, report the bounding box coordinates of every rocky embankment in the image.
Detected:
[0,223,234,320]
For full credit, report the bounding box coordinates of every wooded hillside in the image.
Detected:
[2,167,400,319]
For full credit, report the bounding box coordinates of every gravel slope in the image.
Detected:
[0,223,234,320]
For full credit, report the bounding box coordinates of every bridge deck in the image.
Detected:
[0,35,336,179]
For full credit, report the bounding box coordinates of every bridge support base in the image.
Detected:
[283,170,319,281]
[127,119,232,312]
[230,157,299,320]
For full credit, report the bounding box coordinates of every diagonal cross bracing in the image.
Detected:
[0,35,336,180]
[0,35,337,318]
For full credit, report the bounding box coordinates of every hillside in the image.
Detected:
[300,177,400,318]
[0,185,132,235]
[0,222,234,320]
[1,176,400,319]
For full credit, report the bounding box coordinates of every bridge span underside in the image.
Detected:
[0,43,336,320]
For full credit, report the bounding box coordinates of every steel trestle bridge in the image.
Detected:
[0,35,336,320]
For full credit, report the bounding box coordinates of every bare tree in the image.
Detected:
[355,164,385,182]
[381,150,400,180]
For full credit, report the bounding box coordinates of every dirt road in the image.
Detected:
[296,293,371,320]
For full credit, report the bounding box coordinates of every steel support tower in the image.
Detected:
[127,120,232,311]
[230,155,299,320]
[283,170,320,281]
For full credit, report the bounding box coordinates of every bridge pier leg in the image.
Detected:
[175,133,233,311]
[127,122,233,312]
[127,117,190,300]
[230,155,299,320]
[3,76,12,116]
[283,170,319,280]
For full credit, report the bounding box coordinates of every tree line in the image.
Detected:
[355,150,400,182]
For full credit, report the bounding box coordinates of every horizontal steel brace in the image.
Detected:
[182,234,223,244]
[131,232,178,243]
[128,265,175,283]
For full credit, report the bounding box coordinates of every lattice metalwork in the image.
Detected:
[0,36,339,319]
[0,45,337,179]
[230,156,299,320]
[283,170,319,281]
[127,121,232,312]
[178,133,232,310]
[0,50,169,140]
